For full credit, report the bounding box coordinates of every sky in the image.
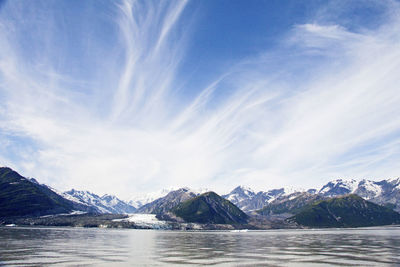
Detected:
[1,0,400,199]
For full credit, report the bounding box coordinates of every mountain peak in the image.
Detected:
[172,191,248,224]
[129,188,175,209]
[231,185,255,196]
[136,187,198,214]
[318,179,359,196]
[64,189,136,214]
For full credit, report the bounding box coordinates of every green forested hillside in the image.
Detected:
[289,194,400,228]
[0,167,77,217]
[172,192,248,224]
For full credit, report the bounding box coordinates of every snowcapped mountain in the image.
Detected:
[64,189,136,214]
[223,178,400,213]
[223,186,256,204]
[222,185,306,212]
[359,178,400,211]
[136,187,198,214]
[318,179,359,197]
[28,178,97,213]
[100,194,137,214]
[129,188,174,209]
[129,187,211,209]
[317,178,399,200]
[317,178,400,212]
[354,180,383,199]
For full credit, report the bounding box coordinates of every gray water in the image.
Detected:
[1,226,400,266]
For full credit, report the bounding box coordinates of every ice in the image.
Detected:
[113,214,168,229]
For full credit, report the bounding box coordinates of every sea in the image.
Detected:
[1,226,400,266]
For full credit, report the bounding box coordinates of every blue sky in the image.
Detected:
[1,0,400,199]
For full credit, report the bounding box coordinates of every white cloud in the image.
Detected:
[0,0,400,198]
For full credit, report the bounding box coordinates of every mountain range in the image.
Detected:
[222,178,400,213]
[222,186,307,212]
[136,187,197,214]
[64,189,137,214]
[2,166,400,228]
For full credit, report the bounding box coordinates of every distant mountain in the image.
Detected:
[172,192,248,224]
[289,194,400,228]
[0,167,93,218]
[64,189,136,214]
[137,188,197,214]
[223,186,306,212]
[223,186,256,205]
[129,188,174,209]
[257,192,325,217]
[318,178,400,212]
[318,179,359,197]
[129,187,211,209]
[225,178,400,213]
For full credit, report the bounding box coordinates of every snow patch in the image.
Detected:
[360,180,382,197]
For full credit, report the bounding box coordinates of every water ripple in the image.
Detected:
[1,226,400,266]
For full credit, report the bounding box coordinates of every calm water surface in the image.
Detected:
[1,226,400,266]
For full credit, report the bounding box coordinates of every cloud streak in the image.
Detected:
[0,0,400,199]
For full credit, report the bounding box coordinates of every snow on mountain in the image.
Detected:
[223,179,397,213]
[128,186,214,209]
[54,177,400,215]
[222,185,306,212]
[100,194,136,214]
[128,188,175,209]
[29,180,98,213]
[45,186,88,206]
[318,179,358,197]
[223,179,400,213]
[354,180,383,199]
[317,178,400,212]
[388,177,400,187]
[223,186,256,204]
[64,189,136,214]
[317,178,399,200]
[136,188,198,214]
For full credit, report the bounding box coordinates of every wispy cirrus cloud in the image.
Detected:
[0,0,400,198]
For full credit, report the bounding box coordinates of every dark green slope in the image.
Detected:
[172,192,248,224]
[289,194,400,228]
[0,167,82,217]
[257,192,325,216]
[137,188,197,214]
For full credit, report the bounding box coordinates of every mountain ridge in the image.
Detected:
[137,188,198,214]
[171,191,249,224]
[288,194,400,228]
[0,167,94,217]
[2,166,400,221]
[64,189,136,214]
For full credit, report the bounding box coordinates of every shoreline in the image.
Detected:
[2,213,399,231]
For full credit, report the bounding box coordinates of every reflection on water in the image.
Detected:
[1,226,400,266]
